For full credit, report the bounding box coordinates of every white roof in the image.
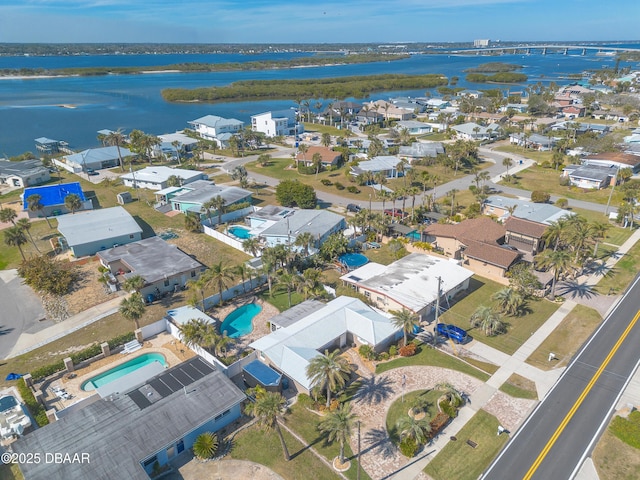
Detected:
[166,305,216,326]
[121,166,205,184]
[356,156,403,172]
[340,253,473,313]
[57,206,142,247]
[249,296,399,389]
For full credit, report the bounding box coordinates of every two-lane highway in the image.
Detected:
[483,274,640,480]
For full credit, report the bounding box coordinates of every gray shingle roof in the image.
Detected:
[57,206,142,248]
[259,209,345,239]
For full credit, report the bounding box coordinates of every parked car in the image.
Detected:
[384,208,406,218]
[86,168,99,176]
[346,204,361,213]
[436,323,468,344]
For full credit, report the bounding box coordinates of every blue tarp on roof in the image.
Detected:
[23,182,85,209]
[243,360,282,387]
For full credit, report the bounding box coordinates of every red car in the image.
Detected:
[384,208,405,218]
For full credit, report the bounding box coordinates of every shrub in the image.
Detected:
[297,393,315,409]
[439,399,458,418]
[334,182,345,190]
[31,361,66,382]
[555,197,569,208]
[429,412,450,437]
[329,398,340,411]
[17,378,49,427]
[70,344,102,364]
[358,344,377,360]
[320,179,333,186]
[531,190,551,203]
[540,160,551,169]
[107,332,136,350]
[399,343,417,357]
[559,176,570,187]
[379,352,390,361]
[399,436,419,458]
[347,186,360,194]
[389,345,398,357]
[193,432,218,460]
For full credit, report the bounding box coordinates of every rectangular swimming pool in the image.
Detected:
[81,353,167,391]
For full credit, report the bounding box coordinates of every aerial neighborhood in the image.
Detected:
[2,57,640,480]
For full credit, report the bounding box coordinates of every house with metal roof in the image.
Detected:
[13,357,245,480]
[188,115,244,148]
[340,253,473,319]
[350,155,408,179]
[22,182,93,217]
[249,296,401,392]
[394,120,433,135]
[482,195,571,225]
[509,133,558,151]
[0,159,50,188]
[159,181,252,217]
[398,141,445,162]
[121,166,208,190]
[561,164,616,190]
[451,122,502,141]
[97,236,206,298]
[57,206,143,257]
[62,146,134,173]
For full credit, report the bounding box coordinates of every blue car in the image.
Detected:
[436,323,468,344]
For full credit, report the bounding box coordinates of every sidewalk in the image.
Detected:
[6,293,126,359]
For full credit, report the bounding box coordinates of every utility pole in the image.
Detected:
[605,166,619,216]
[433,276,442,346]
[357,420,361,480]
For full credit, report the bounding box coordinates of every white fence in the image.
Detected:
[202,276,266,310]
[203,206,255,228]
[204,225,247,253]
[52,158,81,174]
[140,318,169,339]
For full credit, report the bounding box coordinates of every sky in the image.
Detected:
[0,0,638,44]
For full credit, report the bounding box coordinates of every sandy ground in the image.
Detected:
[65,256,114,315]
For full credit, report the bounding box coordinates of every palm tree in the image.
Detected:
[297,143,309,168]
[318,403,358,465]
[210,195,226,225]
[396,415,432,446]
[300,268,322,299]
[171,140,183,165]
[312,152,323,178]
[534,249,574,299]
[294,231,315,257]
[469,305,505,336]
[214,333,235,357]
[234,263,250,293]
[209,261,234,306]
[491,287,524,316]
[192,432,218,460]
[105,128,127,172]
[245,392,290,461]
[64,193,82,214]
[390,308,420,346]
[502,157,514,176]
[0,208,17,225]
[242,237,261,257]
[447,188,459,217]
[4,226,27,260]
[542,216,570,251]
[122,274,145,293]
[119,292,146,330]
[435,382,464,407]
[306,350,352,408]
[26,194,52,228]
[590,220,610,257]
[277,271,300,308]
[16,218,40,254]
[321,132,332,147]
[178,318,217,351]
[187,271,212,311]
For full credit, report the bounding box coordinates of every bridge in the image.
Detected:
[447,44,640,56]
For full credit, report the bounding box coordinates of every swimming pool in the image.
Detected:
[228,225,253,240]
[220,303,262,338]
[81,353,167,391]
[0,395,18,413]
[339,253,369,270]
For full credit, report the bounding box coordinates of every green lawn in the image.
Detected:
[385,389,441,444]
[494,145,554,164]
[286,404,371,480]
[363,242,408,265]
[609,410,640,449]
[0,217,59,269]
[302,123,346,137]
[438,277,561,355]
[424,410,508,480]
[499,373,538,400]
[593,235,640,295]
[259,287,306,312]
[376,342,490,382]
[230,422,341,480]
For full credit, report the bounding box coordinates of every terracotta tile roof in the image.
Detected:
[295,146,342,165]
[463,240,520,269]
[425,217,505,244]
[505,216,547,238]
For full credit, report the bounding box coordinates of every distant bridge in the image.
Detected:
[448,44,640,56]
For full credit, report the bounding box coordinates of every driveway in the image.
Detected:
[0,270,51,360]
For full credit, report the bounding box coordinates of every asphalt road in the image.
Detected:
[482,273,640,480]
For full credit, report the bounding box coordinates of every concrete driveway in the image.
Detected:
[0,270,51,360]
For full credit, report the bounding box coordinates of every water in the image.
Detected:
[220,303,262,338]
[228,225,253,239]
[1,47,638,156]
[81,352,167,391]
[339,253,369,269]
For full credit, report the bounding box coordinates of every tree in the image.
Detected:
[205,195,226,225]
[209,261,234,307]
[318,403,358,465]
[258,153,272,167]
[321,132,332,148]
[300,268,323,299]
[234,263,250,293]
[26,194,52,228]
[4,226,27,260]
[16,218,40,254]
[245,392,290,461]
[275,180,317,209]
[506,263,542,297]
[435,382,464,407]
[192,432,218,460]
[104,128,127,172]
[492,287,525,316]
[64,193,82,214]
[184,212,202,232]
[311,152,323,178]
[122,274,146,294]
[119,292,146,330]
[542,216,570,251]
[231,165,249,185]
[18,255,78,295]
[186,271,211,311]
[397,415,432,446]
[318,232,348,263]
[306,350,352,408]
[166,175,182,187]
[469,305,505,336]
[294,231,315,257]
[0,208,17,225]
[390,308,420,346]
[535,249,574,299]
[178,318,217,351]
[171,140,183,165]
[277,271,300,308]
[297,143,309,167]
[242,237,261,257]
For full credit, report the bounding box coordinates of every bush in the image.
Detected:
[399,436,419,458]
[297,393,315,409]
[107,332,136,350]
[321,179,333,186]
[17,378,49,427]
[439,399,458,418]
[334,182,345,190]
[399,343,417,357]
[555,197,569,208]
[358,344,377,361]
[531,190,550,203]
[347,185,360,194]
[31,361,66,382]
[379,352,390,361]
[193,432,218,460]
[329,398,340,411]
[429,412,450,437]
[389,345,398,357]
[559,176,570,186]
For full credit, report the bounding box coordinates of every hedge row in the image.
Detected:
[17,378,49,427]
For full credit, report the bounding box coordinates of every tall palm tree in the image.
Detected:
[64,193,82,214]
[318,403,358,465]
[277,271,300,308]
[209,261,234,306]
[565,215,591,264]
[16,218,40,254]
[178,318,217,351]
[0,208,17,225]
[447,188,459,217]
[312,152,323,178]
[245,392,290,461]
[491,287,524,317]
[306,350,352,408]
[534,249,573,299]
[502,157,514,176]
[210,195,226,225]
[242,237,261,257]
[294,231,315,257]
[105,128,127,172]
[589,220,610,257]
[119,292,146,330]
[469,305,505,336]
[234,263,250,293]
[4,226,27,260]
[171,140,183,165]
[26,194,52,228]
[186,270,212,311]
[396,415,432,446]
[542,216,570,251]
[300,268,322,299]
[122,274,145,293]
[297,143,309,168]
[390,308,420,346]
[435,382,464,407]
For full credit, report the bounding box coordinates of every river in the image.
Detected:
[0,48,637,156]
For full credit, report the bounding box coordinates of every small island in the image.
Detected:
[464,62,523,73]
[161,73,449,103]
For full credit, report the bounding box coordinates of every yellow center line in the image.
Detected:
[523,309,640,480]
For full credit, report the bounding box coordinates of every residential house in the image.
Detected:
[330,101,362,116]
[0,159,50,188]
[34,137,70,155]
[500,103,528,114]
[559,84,594,97]
[457,89,484,99]
[97,236,206,298]
[57,206,143,257]
[583,152,640,173]
[482,195,571,224]
[423,217,521,279]
[58,146,134,174]
[351,156,408,179]
[295,146,342,168]
[561,164,617,189]
[121,166,208,190]
[251,110,302,137]
[467,112,508,125]
[394,120,433,135]
[162,182,253,219]
[425,98,451,110]
[397,142,445,162]
[249,296,401,392]
[340,253,473,319]
[14,357,245,480]
[509,133,557,151]
[355,110,385,125]
[561,105,586,118]
[188,115,244,148]
[451,122,501,141]
[504,216,547,260]
[550,121,610,136]
[366,100,414,121]
[22,182,93,218]
[157,132,199,156]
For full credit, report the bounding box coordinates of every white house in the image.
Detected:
[452,122,501,141]
[188,115,244,148]
[350,156,408,179]
[395,120,433,135]
[0,159,50,188]
[121,166,208,190]
[61,146,134,173]
[251,110,302,137]
[398,142,445,162]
